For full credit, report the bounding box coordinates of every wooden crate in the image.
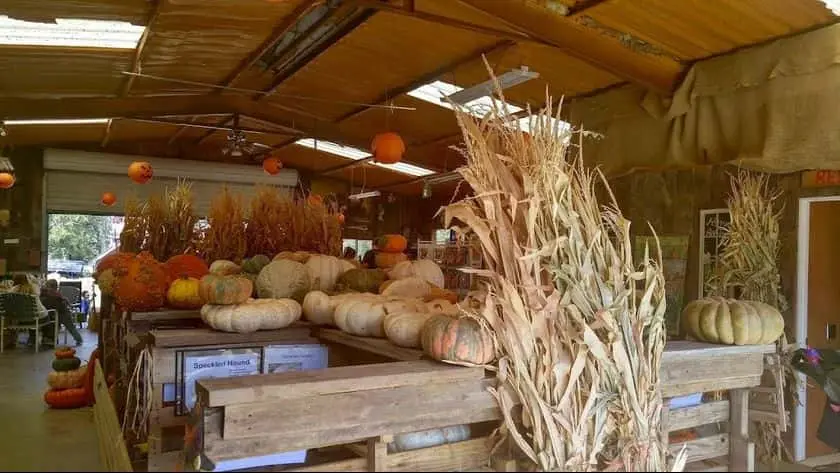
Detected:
[146,324,316,472]
[187,360,498,472]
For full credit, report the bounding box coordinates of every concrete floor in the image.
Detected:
[0,328,102,472]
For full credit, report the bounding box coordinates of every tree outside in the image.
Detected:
[48,214,115,263]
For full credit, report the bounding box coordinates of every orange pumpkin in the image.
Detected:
[371,132,405,164]
[0,172,15,189]
[421,314,494,365]
[128,161,154,184]
[44,387,89,409]
[337,213,345,224]
[85,348,100,406]
[95,251,135,276]
[374,251,407,269]
[262,157,282,175]
[54,347,76,359]
[376,234,407,253]
[113,252,168,312]
[165,254,210,282]
[101,191,117,206]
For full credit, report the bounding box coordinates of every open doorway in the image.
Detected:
[795,196,840,462]
[47,213,122,314]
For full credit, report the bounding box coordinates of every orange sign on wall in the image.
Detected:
[802,170,840,188]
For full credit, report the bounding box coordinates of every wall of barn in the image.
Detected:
[0,147,45,274]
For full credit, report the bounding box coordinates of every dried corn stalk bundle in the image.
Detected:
[443,77,678,471]
[299,196,342,256]
[246,185,289,257]
[166,180,199,257]
[119,197,146,253]
[201,186,247,263]
[143,193,169,261]
[709,170,792,463]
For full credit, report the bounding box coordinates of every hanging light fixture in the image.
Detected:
[422,181,432,199]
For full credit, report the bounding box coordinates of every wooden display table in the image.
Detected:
[146,324,316,471]
[185,333,771,472]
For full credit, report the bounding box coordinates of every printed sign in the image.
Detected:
[182,349,261,411]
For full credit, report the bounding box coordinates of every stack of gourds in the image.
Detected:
[373,234,409,269]
[44,347,89,409]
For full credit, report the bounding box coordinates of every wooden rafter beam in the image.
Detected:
[0,95,237,120]
[335,39,515,123]
[121,0,163,97]
[566,0,612,16]
[407,0,682,94]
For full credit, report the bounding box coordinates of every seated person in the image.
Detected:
[40,279,83,347]
[10,274,53,347]
[343,247,357,260]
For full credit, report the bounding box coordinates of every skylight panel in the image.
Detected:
[0,16,145,49]
[3,118,110,125]
[295,138,437,177]
[516,115,571,137]
[407,80,523,118]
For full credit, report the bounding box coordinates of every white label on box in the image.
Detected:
[263,344,328,374]
[183,349,261,411]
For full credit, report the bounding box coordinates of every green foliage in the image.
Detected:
[48,214,113,262]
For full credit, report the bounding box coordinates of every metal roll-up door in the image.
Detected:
[44,149,298,215]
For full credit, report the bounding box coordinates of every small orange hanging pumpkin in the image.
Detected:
[371,132,405,164]
[0,172,15,189]
[128,161,153,184]
[101,191,117,206]
[262,157,282,175]
[337,213,345,224]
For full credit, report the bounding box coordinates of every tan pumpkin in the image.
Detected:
[375,252,408,269]
[47,366,87,390]
[304,292,380,326]
[384,312,434,348]
[256,260,311,301]
[388,260,445,288]
[334,296,388,337]
[201,298,301,333]
[167,277,203,309]
[198,274,252,305]
[209,260,242,275]
[273,251,312,264]
[381,277,432,299]
[305,255,350,292]
[681,297,784,345]
[421,313,495,365]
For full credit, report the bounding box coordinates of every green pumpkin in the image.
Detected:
[335,268,388,293]
[52,357,82,372]
[681,297,785,345]
[198,274,253,305]
[242,254,270,274]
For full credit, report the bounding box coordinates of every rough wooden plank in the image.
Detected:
[93,363,133,472]
[285,458,367,472]
[663,341,775,359]
[386,437,492,472]
[661,353,763,390]
[204,380,499,462]
[663,375,762,398]
[222,379,498,440]
[151,324,313,348]
[748,409,788,425]
[315,329,424,362]
[667,401,730,432]
[131,309,203,321]
[670,434,729,464]
[368,438,387,472]
[729,389,749,472]
[198,360,484,407]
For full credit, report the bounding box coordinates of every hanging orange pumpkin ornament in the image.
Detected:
[371,132,405,164]
[0,172,15,189]
[262,157,282,175]
[101,192,117,207]
[128,161,153,184]
[337,213,345,224]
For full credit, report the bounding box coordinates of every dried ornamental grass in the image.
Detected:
[166,180,199,257]
[120,197,146,253]
[143,193,169,261]
[202,186,247,263]
[442,76,680,471]
[246,185,289,257]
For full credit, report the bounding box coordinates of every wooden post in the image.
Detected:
[367,437,388,472]
[730,388,754,472]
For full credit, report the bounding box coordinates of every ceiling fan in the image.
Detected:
[222,115,274,157]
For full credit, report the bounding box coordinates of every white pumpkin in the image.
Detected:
[209,260,242,275]
[201,298,301,333]
[305,255,349,292]
[257,260,311,301]
[388,260,445,288]
[381,277,432,299]
[339,259,357,273]
[382,298,428,315]
[302,291,364,326]
[334,296,388,337]
[388,425,471,453]
[426,298,459,315]
[384,311,433,348]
